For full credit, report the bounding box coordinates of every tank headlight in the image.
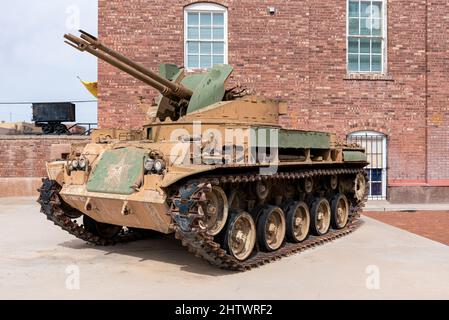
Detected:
[78,157,87,169]
[144,158,155,172]
[71,159,79,169]
[154,159,165,173]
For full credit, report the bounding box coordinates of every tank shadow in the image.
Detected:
[58,235,236,276]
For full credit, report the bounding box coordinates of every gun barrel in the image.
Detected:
[64,32,192,101]
[78,31,193,101]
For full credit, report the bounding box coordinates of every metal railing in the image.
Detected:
[67,123,98,135]
[348,132,387,200]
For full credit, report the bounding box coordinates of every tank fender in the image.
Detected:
[45,161,66,186]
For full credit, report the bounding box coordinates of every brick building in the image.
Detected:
[97,0,449,203]
[0,136,89,197]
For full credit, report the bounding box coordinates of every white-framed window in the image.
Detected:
[184,3,228,70]
[347,0,387,73]
[348,131,388,200]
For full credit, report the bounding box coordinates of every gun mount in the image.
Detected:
[64,30,242,121]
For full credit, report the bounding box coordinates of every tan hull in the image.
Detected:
[60,185,172,234]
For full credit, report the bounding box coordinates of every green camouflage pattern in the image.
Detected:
[86,147,147,195]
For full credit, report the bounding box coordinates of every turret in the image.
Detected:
[64,30,243,121]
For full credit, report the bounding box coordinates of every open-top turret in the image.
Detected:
[38,30,368,270]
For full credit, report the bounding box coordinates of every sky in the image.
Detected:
[0,0,98,123]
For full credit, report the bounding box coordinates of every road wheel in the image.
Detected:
[83,215,122,239]
[310,198,331,236]
[257,206,286,251]
[284,201,310,243]
[331,194,349,229]
[224,211,256,261]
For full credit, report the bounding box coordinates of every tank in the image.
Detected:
[38,30,369,271]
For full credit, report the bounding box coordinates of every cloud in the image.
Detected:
[0,0,98,123]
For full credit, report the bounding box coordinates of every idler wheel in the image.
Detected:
[354,172,367,201]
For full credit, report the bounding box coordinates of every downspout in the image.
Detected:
[425,0,429,185]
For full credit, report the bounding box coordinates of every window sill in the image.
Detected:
[344,73,394,81]
[185,68,209,73]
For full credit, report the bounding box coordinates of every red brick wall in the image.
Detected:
[0,136,89,177]
[427,1,449,183]
[97,1,449,190]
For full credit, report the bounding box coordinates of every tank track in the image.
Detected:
[37,178,147,246]
[170,168,368,271]
[37,167,367,271]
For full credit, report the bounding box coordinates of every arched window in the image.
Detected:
[348,131,387,200]
[184,3,228,70]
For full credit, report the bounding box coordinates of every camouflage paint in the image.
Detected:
[86,147,147,195]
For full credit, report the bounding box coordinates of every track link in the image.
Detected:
[38,167,367,271]
[170,168,368,271]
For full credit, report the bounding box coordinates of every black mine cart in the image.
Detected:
[32,102,75,134]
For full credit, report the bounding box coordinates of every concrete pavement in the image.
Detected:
[1,197,449,299]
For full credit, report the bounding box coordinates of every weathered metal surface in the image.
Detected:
[65,171,87,185]
[186,65,234,113]
[161,165,215,188]
[38,179,151,245]
[278,130,331,149]
[86,147,147,195]
[159,63,182,81]
[343,150,368,162]
[91,128,142,143]
[32,103,75,122]
[61,192,171,233]
[45,161,65,185]
[250,127,332,149]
